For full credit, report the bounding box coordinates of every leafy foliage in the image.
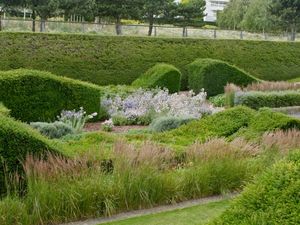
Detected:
[30,121,75,139]
[0,102,10,116]
[211,151,300,225]
[187,58,258,96]
[0,69,103,122]
[149,116,196,132]
[132,63,182,93]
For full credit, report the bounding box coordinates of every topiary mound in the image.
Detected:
[0,103,10,117]
[0,69,103,122]
[211,151,300,225]
[0,114,60,196]
[132,63,182,93]
[187,58,258,96]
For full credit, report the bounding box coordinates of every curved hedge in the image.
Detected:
[132,63,181,93]
[0,69,103,122]
[0,114,59,195]
[187,58,258,96]
[212,151,300,225]
[1,33,300,89]
[0,103,10,116]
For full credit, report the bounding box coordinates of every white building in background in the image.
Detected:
[204,0,230,22]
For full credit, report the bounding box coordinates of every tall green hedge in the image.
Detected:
[0,33,300,89]
[0,69,103,122]
[187,58,258,96]
[0,114,59,196]
[132,63,181,93]
[211,151,300,225]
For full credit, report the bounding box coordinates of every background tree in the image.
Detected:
[96,0,143,35]
[217,0,251,30]
[59,0,96,22]
[142,0,173,36]
[0,0,24,31]
[269,0,300,41]
[241,0,273,32]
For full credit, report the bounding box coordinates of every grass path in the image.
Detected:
[61,194,235,225]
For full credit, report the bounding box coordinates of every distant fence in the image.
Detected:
[1,18,299,42]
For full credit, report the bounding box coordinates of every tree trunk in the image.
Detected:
[32,10,36,32]
[0,11,2,31]
[148,14,154,36]
[115,16,122,35]
[291,26,296,41]
[40,19,46,32]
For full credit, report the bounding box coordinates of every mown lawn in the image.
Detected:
[100,199,230,225]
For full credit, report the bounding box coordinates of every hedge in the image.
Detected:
[0,33,300,89]
[132,63,181,93]
[0,69,103,122]
[211,151,300,225]
[187,58,258,96]
[0,114,60,196]
[234,90,300,109]
[0,103,10,117]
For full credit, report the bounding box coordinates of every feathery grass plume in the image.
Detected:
[244,81,300,92]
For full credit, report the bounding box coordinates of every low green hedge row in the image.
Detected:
[212,151,300,225]
[1,32,299,89]
[0,69,103,122]
[187,58,258,96]
[132,63,182,93]
[0,114,60,196]
[234,90,300,109]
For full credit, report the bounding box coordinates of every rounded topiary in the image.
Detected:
[0,69,103,122]
[187,58,259,96]
[211,151,300,225]
[0,114,60,196]
[132,63,182,93]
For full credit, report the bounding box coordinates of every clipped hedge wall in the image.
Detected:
[212,151,300,225]
[132,63,182,93]
[234,90,300,109]
[187,58,258,96]
[0,114,59,195]
[0,69,103,122]
[0,33,300,89]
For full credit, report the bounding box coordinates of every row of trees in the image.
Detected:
[218,0,300,40]
[0,0,206,35]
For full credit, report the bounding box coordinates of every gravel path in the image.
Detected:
[60,194,236,225]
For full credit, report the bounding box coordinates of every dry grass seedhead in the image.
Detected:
[262,129,300,154]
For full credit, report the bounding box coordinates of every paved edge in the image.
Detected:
[60,193,237,225]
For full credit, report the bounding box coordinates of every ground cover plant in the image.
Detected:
[0,33,300,88]
[0,69,103,122]
[211,150,300,225]
[187,58,258,96]
[132,63,182,93]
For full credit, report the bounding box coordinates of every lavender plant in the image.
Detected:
[57,107,97,133]
[101,88,216,125]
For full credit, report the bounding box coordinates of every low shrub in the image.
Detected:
[30,122,74,139]
[149,116,196,132]
[211,151,300,225]
[0,114,59,196]
[289,77,300,82]
[0,69,103,122]
[0,103,10,116]
[234,90,300,109]
[209,94,226,107]
[187,58,258,96]
[132,64,182,93]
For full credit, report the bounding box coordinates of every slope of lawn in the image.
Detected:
[100,199,231,225]
[1,32,300,89]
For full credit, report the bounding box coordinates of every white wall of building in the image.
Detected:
[204,0,230,22]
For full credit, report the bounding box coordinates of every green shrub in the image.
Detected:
[0,69,103,122]
[0,114,59,196]
[149,116,196,132]
[234,108,300,140]
[187,58,258,96]
[234,90,300,109]
[0,103,10,116]
[153,106,256,148]
[0,33,299,89]
[132,63,182,93]
[211,151,300,225]
[30,121,74,139]
[209,94,226,107]
[289,77,300,82]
